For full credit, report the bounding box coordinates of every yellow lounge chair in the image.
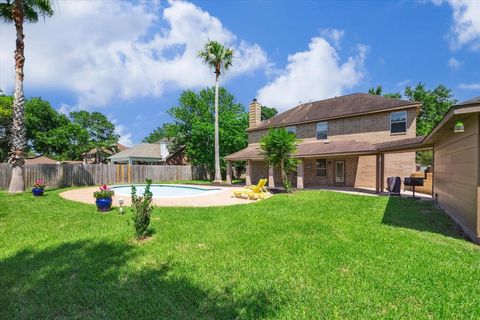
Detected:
[234,179,268,200]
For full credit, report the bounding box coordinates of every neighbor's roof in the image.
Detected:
[25,155,58,164]
[108,143,162,160]
[225,137,429,161]
[248,93,419,131]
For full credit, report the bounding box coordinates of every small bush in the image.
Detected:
[131,179,154,239]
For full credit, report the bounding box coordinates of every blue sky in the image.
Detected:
[0,0,479,146]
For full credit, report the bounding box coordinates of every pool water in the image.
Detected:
[112,184,222,198]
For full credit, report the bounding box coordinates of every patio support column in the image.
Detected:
[297,159,304,189]
[380,153,385,192]
[268,164,275,188]
[375,154,380,193]
[226,161,232,185]
[246,160,252,186]
[431,148,435,200]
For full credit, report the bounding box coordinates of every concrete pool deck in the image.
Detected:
[60,184,270,207]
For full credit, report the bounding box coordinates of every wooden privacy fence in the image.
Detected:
[0,163,201,189]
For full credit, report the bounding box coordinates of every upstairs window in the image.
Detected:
[316,159,327,177]
[316,121,328,140]
[286,126,296,135]
[390,111,407,134]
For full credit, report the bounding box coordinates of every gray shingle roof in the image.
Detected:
[108,143,162,159]
[248,93,419,131]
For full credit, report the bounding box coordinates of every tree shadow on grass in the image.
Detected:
[381,196,467,241]
[0,241,280,319]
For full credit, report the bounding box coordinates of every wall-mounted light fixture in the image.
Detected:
[454,120,464,133]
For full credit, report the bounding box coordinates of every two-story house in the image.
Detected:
[225,93,423,190]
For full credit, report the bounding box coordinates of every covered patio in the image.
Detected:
[224,136,432,194]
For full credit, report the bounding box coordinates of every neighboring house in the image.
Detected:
[84,143,128,164]
[108,140,187,165]
[225,93,423,189]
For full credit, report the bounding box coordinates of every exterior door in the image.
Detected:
[335,160,345,184]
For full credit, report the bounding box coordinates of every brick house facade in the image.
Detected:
[225,93,424,190]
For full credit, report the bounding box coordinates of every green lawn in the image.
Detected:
[1,189,479,319]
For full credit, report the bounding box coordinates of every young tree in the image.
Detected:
[0,0,54,193]
[260,128,299,193]
[198,41,233,183]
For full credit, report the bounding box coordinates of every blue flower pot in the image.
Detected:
[96,197,112,212]
[32,188,44,197]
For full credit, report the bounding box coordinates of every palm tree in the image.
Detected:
[260,128,299,193]
[0,0,54,193]
[198,41,233,183]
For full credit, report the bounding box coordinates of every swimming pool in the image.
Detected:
[111,184,223,198]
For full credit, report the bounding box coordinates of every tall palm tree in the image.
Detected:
[0,0,54,193]
[198,41,233,183]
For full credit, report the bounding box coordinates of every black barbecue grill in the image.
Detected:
[403,177,424,199]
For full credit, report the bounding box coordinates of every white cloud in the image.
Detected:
[459,83,480,90]
[257,35,368,111]
[113,121,134,147]
[396,79,410,87]
[445,0,480,50]
[319,28,345,48]
[0,0,268,107]
[447,57,461,69]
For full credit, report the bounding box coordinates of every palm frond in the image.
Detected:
[0,1,14,22]
[198,40,234,74]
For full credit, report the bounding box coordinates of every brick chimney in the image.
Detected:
[249,98,262,128]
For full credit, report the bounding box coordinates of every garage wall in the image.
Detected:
[434,114,479,242]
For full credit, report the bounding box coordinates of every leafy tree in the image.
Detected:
[0,94,13,162]
[1,0,54,193]
[35,123,90,160]
[142,126,166,143]
[261,105,278,121]
[25,97,69,152]
[260,128,299,193]
[404,83,456,136]
[368,85,401,99]
[198,41,234,183]
[70,111,119,156]
[167,88,247,178]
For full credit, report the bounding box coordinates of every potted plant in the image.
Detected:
[94,184,114,212]
[32,179,46,196]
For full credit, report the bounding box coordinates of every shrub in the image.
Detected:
[93,184,114,199]
[131,179,154,239]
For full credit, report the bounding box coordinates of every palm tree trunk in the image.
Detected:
[8,0,26,193]
[213,73,222,183]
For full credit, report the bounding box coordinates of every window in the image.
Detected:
[390,111,407,134]
[316,159,327,177]
[286,126,296,135]
[316,121,328,140]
